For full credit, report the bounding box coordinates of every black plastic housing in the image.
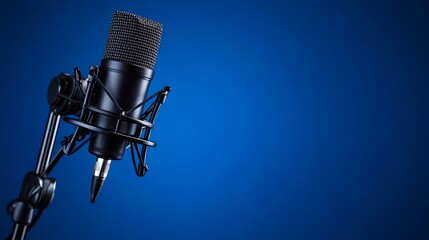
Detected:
[89,59,153,159]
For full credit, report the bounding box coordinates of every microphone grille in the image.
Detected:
[103,11,163,69]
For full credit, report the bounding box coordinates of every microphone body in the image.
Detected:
[89,59,153,160]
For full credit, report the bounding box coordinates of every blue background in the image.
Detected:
[1,0,429,239]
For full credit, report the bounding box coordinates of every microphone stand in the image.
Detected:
[7,112,61,240]
[6,66,170,240]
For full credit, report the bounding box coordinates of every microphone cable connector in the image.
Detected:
[90,158,111,203]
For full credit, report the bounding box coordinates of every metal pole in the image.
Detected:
[35,112,61,174]
[10,111,61,240]
[10,223,27,240]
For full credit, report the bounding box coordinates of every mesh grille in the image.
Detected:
[103,11,163,69]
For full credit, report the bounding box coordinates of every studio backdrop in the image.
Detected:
[0,0,428,239]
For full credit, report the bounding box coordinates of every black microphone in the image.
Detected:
[6,11,169,239]
[88,11,163,202]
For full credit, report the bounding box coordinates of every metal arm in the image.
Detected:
[35,112,62,174]
[7,112,62,240]
[7,68,90,240]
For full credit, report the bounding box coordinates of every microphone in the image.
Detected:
[88,11,163,202]
[7,11,169,239]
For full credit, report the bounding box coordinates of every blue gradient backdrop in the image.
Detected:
[1,0,429,239]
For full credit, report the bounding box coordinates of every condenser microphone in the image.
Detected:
[88,11,163,202]
[7,11,169,239]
